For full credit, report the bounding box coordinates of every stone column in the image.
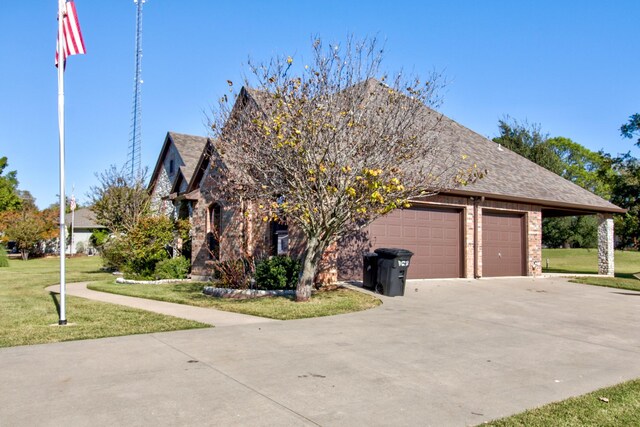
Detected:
[597,213,615,276]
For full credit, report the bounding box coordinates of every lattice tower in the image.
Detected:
[126,0,146,179]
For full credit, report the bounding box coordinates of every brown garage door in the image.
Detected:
[482,211,525,277]
[338,207,463,280]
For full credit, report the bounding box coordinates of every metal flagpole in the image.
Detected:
[57,0,67,325]
[70,192,75,255]
[70,209,74,255]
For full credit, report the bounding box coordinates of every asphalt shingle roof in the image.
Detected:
[168,132,209,185]
[243,80,623,214]
[65,208,105,229]
[430,108,624,213]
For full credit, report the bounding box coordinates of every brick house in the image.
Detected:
[149,83,624,282]
[336,102,625,280]
[147,131,212,261]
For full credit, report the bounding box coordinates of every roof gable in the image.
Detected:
[148,131,209,194]
[168,132,209,184]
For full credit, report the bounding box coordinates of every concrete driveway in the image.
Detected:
[1,276,639,426]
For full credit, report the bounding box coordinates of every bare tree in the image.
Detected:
[88,166,150,235]
[208,37,482,301]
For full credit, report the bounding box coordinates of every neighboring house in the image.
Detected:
[151,81,624,281]
[65,208,106,255]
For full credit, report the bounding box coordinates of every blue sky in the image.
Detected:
[2,0,639,209]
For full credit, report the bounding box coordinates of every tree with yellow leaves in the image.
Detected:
[208,37,482,301]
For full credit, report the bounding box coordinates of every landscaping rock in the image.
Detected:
[115,277,191,285]
[203,286,295,299]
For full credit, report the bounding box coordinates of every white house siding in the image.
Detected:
[69,229,95,254]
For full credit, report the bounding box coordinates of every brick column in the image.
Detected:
[315,242,338,285]
[527,210,543,276]
[597,213,615,276]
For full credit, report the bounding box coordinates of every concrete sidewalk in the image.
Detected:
[3,276,640,426]
[45,282,277,327]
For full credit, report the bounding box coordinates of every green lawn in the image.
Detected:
[542,248,640,276]
[482,379,640,427]
[88,281,382,320]
[542,248,640,292]
[0,256,209,348]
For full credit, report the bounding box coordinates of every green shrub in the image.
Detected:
[123,216,174,279]
[99,216,186,279]
[101,235,129,271]
[254,256,300,290]
[0,246,9,268]
[90,229,109,251]
[154,256,190,280]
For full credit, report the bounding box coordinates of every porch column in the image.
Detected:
[597,213,615,276]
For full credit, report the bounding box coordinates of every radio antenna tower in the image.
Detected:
[127,0,146,179]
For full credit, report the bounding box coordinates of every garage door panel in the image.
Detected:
[387,225,402,236]
[444,246,458,256]
[482,212,524,277]
[403,226,417,238]
[370,224,387,236]
[445,228,458,239]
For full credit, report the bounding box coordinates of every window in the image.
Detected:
[207,203,221,259]
[270,221,289,255]
[276,229,289,255]
[169,159,175,175]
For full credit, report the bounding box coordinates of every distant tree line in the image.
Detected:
[0,157,59,259]
[492,116,639,249]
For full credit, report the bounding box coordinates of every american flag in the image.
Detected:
[55,1,86,68]
[70,195,76,211]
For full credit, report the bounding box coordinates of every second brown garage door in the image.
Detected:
[365,207,463,279]
[482,211,525,277]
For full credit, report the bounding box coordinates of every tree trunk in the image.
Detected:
[296,236,324,302]
[21,250,29,261]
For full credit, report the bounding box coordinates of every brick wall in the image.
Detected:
[190,158,290,280]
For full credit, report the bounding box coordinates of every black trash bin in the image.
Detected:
[374,248,414,296]
[362,252,378,289]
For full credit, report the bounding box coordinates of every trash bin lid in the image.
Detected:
[374,247,414,258]
[363,252,379,258]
